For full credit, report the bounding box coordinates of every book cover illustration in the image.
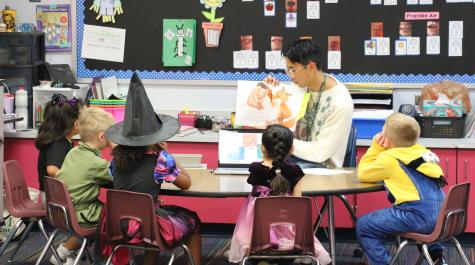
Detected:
[36,5,72,51]
[235,80,307,131]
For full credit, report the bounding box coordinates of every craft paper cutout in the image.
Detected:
[201,0,226,47]
[89,0,123,23]
[201,0,225,23]
[163,19,196,67]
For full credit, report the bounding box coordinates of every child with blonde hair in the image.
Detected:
[51,107,116,265]
[357,113,447,265]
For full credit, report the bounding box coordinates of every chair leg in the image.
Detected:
[241,256,248,265]
[7,218,35,261]
[388,240,408,265]
[452,237,471,265]
[37,219,63,265]
[0,218,24,256]
[314,197,328,234]
[72,237,87,265]
[35,229,59,265]
[181,243,195,265]
[421,244,435,265]
[167,252,175,265]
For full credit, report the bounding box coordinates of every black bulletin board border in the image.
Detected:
[76,0,475,83]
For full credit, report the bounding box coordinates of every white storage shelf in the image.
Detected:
[32,85,88,128]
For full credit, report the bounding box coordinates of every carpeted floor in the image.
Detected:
[1,224,474,265]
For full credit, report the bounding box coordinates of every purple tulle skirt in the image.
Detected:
[228,186,331,265]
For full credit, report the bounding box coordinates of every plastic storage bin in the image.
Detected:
[103,107,125,122]
[418,116,465,138]
[352,118,385,139]
[0,32,45,65]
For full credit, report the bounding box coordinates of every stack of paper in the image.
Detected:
[162,19,196,67]
[464,112,475,138]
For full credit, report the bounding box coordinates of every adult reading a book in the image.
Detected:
[263,39,354,168]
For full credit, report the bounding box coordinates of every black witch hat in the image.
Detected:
[105,73,179,146]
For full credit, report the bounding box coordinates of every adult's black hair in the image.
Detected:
[282,39,323,70]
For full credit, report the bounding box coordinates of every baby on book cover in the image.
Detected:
[235,80,306,131]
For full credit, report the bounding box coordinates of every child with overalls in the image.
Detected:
[356,113,447,265]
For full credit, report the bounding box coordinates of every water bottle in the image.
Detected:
[15,86,28,129]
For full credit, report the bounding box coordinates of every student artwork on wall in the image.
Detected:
[163,19,197,67]
[36,5,72,51]
[234,81,307,131]
[76,0,475,83]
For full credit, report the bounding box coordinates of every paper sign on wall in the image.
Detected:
[81,24,126,62]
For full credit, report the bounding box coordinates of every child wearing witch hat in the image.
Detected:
[97,73,201,265]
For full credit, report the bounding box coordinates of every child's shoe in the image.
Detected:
[50,243,76,265]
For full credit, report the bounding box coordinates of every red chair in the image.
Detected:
[104,189,195,265]
[241,196,320,265]
[35,176,97,265]
[0,160,60,263]
[389,183,471,265]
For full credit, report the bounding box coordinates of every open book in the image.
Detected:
[234,81,307,131]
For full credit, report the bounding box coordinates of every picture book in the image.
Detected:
[234,80,308,131]
[36,5,72,51]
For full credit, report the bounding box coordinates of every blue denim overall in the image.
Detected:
[356,162,445,265]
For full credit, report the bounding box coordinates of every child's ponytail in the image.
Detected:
[270,134,290,195]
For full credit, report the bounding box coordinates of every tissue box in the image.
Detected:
[423,100,463,117]
[178,111,199,126]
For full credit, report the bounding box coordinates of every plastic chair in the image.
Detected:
[35,176,97,265]
[241,196,320,265]
[0,160,60,263]
[389,183,471,265]
[104,189,195,265]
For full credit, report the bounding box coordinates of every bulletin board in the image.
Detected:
[76,0,475,83]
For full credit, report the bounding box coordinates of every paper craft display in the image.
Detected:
[399,21,412,37]
[201,0,226,47]
[36,5,72,51]
[89,0,124,23]
[426,21,439,36]
[271,36,283,50]
[286,13,297,28]
[163,19,196,67]
[265,51,286,70]
[376,37,390,55]
[328,36,341,69]
[426,36,440,55]
[264,0,275,16]
[240,35,253,50]
[233,51,259,69]
[395,40,407,55]
[285,0,297,12]
[307,1,320,19]
[371,22,384,37]
[234,81,306,131]
[406,36,420,55]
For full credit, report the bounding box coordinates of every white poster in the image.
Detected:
[81,24,126,63]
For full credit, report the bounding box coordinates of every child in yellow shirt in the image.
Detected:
[356,113,447,265]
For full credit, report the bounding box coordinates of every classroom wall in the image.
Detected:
[9,0,475,115]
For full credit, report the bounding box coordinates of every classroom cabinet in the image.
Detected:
[3,137,475,228]
[456,149,475,232]
[432,148,458,193]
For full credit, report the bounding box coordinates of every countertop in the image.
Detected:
[4,129,475,148]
